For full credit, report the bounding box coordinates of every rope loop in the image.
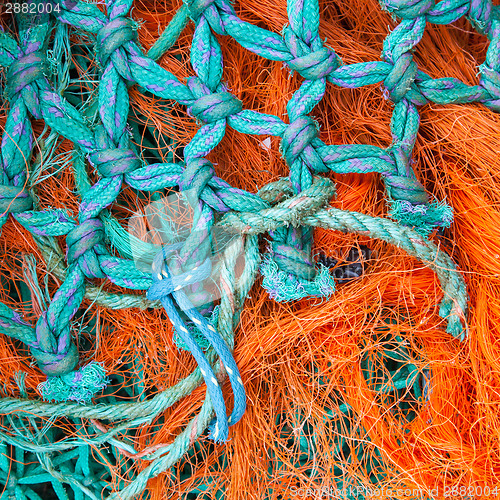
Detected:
[184,0,216,21]
[468,0,493,36]
[280,115,326,190]
[89,147,141,177]
[0,185,33,214]
[479,62,500,109]
[384,148,428,205]
[283,25,340,81]
[66,218,106,278]
[380,0,434,19]
[178,157,225,209]
[187,77,242,123]
[383,52,418,103]
[5,51,48,103]
[147,251,212,300]
[31,313,79,377]
[281,115,319,167]
[287,45,339,81]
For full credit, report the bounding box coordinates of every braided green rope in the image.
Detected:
[220,176,467,340]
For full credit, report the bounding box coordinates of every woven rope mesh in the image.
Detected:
[0,0,499,498]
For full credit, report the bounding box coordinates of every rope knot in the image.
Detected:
[66,218,106,278]
[179,157,215,200]
[147,248,212,302]
[179,158,234,213]
[383,53,418,102]
[31,313,79,377]
[379,0,434,18]
[283,26,340,81]
[281,116,319,166]
[89,147,141,177]
[269,242,317,281]
[288,46,339,80]
[97,17,137,67]
[5,51,48,103]
[184,0,216,21]
[384,147,453,234]
[468,0,493,35]
[187,78,242,123]
[479,62,500,110]
[383,170,428,206]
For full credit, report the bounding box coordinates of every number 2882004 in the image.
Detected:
[3,2,61,15]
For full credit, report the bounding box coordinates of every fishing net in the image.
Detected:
[0,0,499,498]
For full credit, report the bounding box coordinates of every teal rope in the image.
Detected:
[219,176,467,340]
[146,5,190,61]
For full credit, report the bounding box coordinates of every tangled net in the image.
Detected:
[0,0,499,498]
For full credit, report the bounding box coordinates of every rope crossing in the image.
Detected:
[0,0,491,497]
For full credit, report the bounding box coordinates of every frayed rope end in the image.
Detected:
[390,199,453,237]
[38,362,108,404]
[207,417,229,444]
[260,253,335,302]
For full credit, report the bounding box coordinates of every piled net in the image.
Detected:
[1,0,499,497]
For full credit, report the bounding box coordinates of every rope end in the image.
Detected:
[260,253,335,302]
[38,362,108,404]
[389,199,453,237]
[207,418,229,444]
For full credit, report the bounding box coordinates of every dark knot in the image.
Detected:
[31,313,79,376]
[317,245,372,284]
[97,17,137,67]
[89,147,141,177]
[66,218,106,278]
